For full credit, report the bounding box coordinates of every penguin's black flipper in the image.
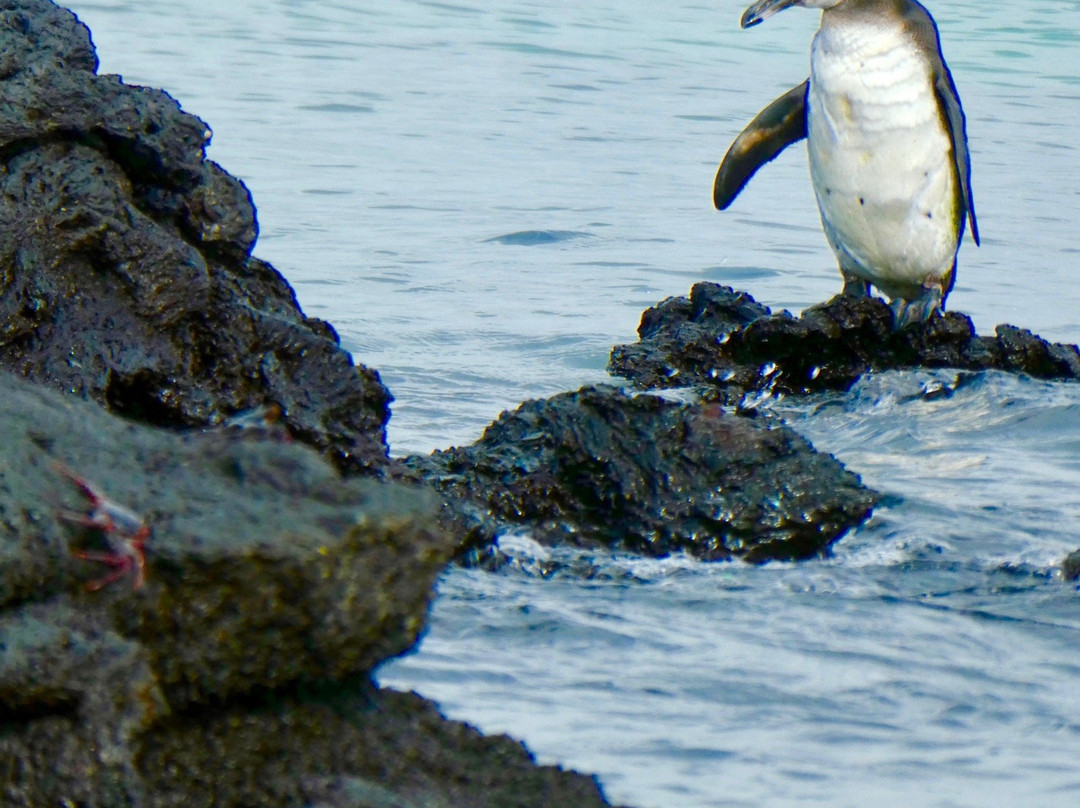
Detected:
[933,66,979,246]
[713,79,808,211]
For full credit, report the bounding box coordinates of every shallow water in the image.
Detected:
[64,2,1080,806]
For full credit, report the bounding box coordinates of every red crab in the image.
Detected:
[53,462,149,592]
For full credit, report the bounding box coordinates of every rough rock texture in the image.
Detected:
[140,685,616,808]
[0,0,391,472]
[610,283,1080,401]
[397,385,877,563]
[0,370,620,808]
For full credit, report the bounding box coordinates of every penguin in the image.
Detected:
[714,0,979,327]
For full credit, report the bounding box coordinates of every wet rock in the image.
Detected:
[397,385,877,563]
[610,283,1080,400]
[0,0,391,472]
[1062,550,1080,583]
[0,370,620,808]
[0,7,629,804]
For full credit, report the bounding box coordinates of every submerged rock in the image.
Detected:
[610,283,1080,401]
[0,0,391,472]
[0,370,619,808]
[398,385,877,563]
[1062,550,1080,583]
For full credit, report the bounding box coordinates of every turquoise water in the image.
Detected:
[64,2,1080,806]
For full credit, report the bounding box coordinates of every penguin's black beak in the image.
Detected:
[741,0,803,28]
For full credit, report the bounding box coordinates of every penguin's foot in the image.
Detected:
[841,273,870,297]
[890,287,943,329]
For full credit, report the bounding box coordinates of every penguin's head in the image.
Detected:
[741,0,845,29]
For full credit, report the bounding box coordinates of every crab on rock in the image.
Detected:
[53,462,149,592]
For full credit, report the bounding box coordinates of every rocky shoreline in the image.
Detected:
[0,3,622,805]
[1,2,1078,807]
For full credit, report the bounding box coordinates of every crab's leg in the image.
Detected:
[84,565,133,592]
[129,544,146,589]
[70,550,134,591]
[71,549,145,590]
[72,544,146,588]
[70,549,131,565]
[52,462,107,506]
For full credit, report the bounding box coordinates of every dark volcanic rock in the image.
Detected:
[0,370,620,808]
[1062,550,1080,583]
[0,6,628,805]
[0,0,391,472]
[140,686,617,808]
[398,385,877,563]
[611,283,1080,400]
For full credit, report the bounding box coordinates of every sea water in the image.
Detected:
[62,2,1080,806]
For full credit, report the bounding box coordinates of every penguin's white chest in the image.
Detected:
[807,23,959,297]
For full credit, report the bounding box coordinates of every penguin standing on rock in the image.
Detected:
[714,0,979,327]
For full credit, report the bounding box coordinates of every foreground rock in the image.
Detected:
[398,386,877,563]
[611,283,1080,401]
[0,371,620,808]
[0,0,391,472]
